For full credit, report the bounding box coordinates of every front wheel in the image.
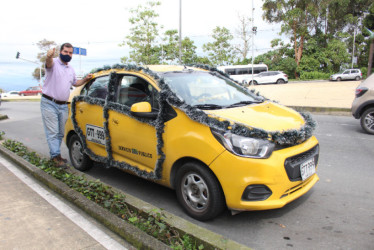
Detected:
[337,77,342,81]
[360,108,374,135]
[175,162,226,221]
[68,134,93,171]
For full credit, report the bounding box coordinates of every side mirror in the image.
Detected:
[130,102,157,119]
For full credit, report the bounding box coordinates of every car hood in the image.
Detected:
[205,101,305,132]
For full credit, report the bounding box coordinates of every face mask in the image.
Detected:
[60,53,72,63]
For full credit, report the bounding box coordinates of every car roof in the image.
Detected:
[92,65,207,77]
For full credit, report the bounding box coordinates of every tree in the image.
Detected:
[203,26,235,66]
[120,1,162,64]
[363,3,374,75]
[161,30,198,65]
[263,0,320,77]
[32,39,57,81]
[234,15,252,61]
[254,39,296,78]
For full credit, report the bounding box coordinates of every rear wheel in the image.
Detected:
[360,108,374,135]
[355,76,360,81]
[175,162,226,221]
[68,134,93,171]
[276,79,285,84]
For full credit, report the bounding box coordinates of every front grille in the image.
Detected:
[284,145,319,181]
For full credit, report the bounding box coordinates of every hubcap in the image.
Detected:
[71,140,83,166]
[181,173,209,212]
[364,111,374,132]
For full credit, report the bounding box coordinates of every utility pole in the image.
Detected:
[16,52,42,85]
[251,0,257,85]
[179,0,182,64]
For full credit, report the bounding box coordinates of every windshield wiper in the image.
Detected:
[225,100,263,108]
[193,104,223,110]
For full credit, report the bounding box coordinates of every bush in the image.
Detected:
[299,71,331,80]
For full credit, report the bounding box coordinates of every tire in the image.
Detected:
[253,80,258,85]
[68,134,93,171]
[355,76,360,81]
[276,79,285,84]
[360,108,374,135]
[175,162,226,221]
[337,77,342,81]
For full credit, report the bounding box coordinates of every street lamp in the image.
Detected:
[15,51,43,85]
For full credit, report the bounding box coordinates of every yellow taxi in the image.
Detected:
[64,65,319,221]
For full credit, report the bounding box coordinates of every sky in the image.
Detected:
[0,0,282,92]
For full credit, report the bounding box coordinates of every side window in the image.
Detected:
[81,76,110,99]
[117,75,159,110]
[225,69,236,75]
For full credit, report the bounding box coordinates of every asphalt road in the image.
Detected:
[1,101,374,250]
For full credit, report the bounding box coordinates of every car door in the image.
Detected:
[74,75,110,158]
[342,70,350,80]
[258,72,271,84]
[107,74,159,173]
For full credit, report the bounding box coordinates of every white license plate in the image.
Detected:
[300,158,316,181]
[86,124,106,145]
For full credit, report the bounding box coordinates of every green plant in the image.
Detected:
[0,131,5,140]
[299,71,331,80]
[2,139,204,249]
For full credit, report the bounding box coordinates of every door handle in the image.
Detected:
[112,119,119,125]
[79,108,83,114]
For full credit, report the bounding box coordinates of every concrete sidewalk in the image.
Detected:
[0,155,132,250]
[249,80,359,111]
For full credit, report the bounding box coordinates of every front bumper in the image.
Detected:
[209,136,319,211]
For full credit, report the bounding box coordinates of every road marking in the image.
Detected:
[0,157,128,250]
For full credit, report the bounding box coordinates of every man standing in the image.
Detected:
[41,43,92,167]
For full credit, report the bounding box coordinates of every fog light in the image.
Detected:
[242,185,272,201]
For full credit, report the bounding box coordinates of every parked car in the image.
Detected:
[247,71,288,85]
[19,86,42,96]
[330,69,362,81]
[352,73,374,134]
[64,65,319,221]
[2,90,19,97]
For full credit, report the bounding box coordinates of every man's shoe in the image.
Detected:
[52,156,67,169]
[57,155,68,163]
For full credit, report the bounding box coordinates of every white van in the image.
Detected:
[218,64,268,85]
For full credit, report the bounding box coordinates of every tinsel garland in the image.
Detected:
[72,64,317,180]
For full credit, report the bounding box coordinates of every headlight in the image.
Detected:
[211,129,275,159]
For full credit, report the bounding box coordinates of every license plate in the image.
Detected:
[86,124,106,145]
[300,158,316,181]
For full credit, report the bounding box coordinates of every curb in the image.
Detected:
[0,143,251,250]
[288,106,352,116]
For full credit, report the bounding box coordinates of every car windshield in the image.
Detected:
[163,71,262,109]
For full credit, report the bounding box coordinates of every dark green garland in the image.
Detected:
[72,64,317,180]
